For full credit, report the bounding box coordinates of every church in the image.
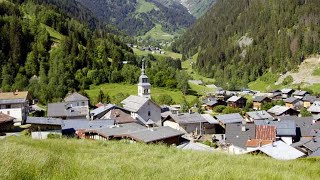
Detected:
[121,59,161,127]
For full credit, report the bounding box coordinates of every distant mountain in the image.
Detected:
[174,0,320,90]
[75,0,196,36]
[177,0,216,18]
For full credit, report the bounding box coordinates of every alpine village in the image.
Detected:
[1,0,320,179]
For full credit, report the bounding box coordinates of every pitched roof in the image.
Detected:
[257,141,305,160]
[284,97,300,103]
[26,117,63,126]
[0,113,15,123]
[256,125,276,140]
[47,103,88,118]
[253,96,270,102]
[121,95,150,112]
[301,137,320,152]
[226,96,242,102]
[215,113,244,124]
[177,142,214,151]
[206,100,219,106]
[0,91,29,104]
[267,105,290,116]
[281,88,294,94]
[167,112,208,124]
[255,120,296,136]
[201,114,219,124]
[279,116,319,137]
[309,148,320,157]
[246,111,273,120]
[308,101,320,113]
[108,109,137,124]
[293,90,308,96]
[90,104,117,117]
[302,95,320,103]
[62,119,114,130]
[246,139,272,147]
[64,92,89,102]
[225,124,256,149]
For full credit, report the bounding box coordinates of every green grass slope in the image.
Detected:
[0,138,319,179]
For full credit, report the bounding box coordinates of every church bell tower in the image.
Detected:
[138,59,151,99]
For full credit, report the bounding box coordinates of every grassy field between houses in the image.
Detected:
[0,138,320,179]
[85,83,200,105]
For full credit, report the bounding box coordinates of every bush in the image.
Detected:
[202,140,218,148]
[282,75,293,85]
[20,129,30,137]
[213,105,226,113]
[222,106,241,114]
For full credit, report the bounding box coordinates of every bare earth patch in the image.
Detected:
[276,55,320,86]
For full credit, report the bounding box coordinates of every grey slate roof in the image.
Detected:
[87,123,184,143]
[246,111,274,121]
[303,95,320,103]
[302,137,320,152]
[257,141,305,160]
[167,112,208,124]
[215,113,244,124]
[267,105,290,116]
[121,95,149,112]
[62,119,114,130]
[201,114,219,124]
[284,97,300,103]
[293,90,308,96]
[281,88,294,94]
[226,96,242,102]
[47,103,88,117]
[225,124,256,149]
[64,92,89,102]
[26,117,63,126]
[309,148,320,157]
[177,142,214,151]
[255,120,296,136]
[90,104,117,117]
[279,116,320,137]
[253,96,269,102]
[308,101,320,113]
[206,100,219,106]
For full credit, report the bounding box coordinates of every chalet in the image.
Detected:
[162,112,208,135]
[281,88,295,99]
[245,111,274,122]
[308,101,320,115]
[215,113,244,128]
[252,96,271,110]
[226,96,247,108]
[267,105,299,117]
[255,120,296,144]
[204,99,227,110]
[247,141,305,160]
[284,97,303,109]
[0,91,31,125]
[293,90,309,99]
[47,92,90,120]
[82,123,184,145]
[302,95,320,108]
[0,113,15,132]
[225,123,256,154]
[26,117,63,139]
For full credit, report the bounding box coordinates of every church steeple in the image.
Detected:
[138,58,151,99]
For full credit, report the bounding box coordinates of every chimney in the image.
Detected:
[272,140,277,147]
[189,109,193,114]
[241,125,246,132]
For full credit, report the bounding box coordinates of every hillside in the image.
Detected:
[173,0,320,90]
[178,0,216,18]
[75,0,196,36]
[0,138,319,179]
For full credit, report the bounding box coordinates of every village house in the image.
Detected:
[267,105,299,117]
[203,98,227,110]
[81,123,184,145]
[245,110,274,122]
[215,113,244,129]
[270,90,282,101]
[308,101,320,115]
[284,97,303,110]
[252,96,271,110]
[226,96,247,108]
[225,123,256,154]
[292,136,320,156]
[0,91,31,125]
[0,113,15,132]
[26,117,63,139]
[47,92,90,120]
[293,90,309,99]
[162,112,208,135]
[245,125,276,151]
[302,95,320,108]
[281,88,295,99]
[247,141,305,160]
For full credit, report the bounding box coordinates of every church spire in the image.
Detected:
[141,58,145,75]
[138,57,151,99]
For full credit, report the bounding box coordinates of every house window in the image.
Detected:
[82,102,85,106]
[148,111,151,116]
[6,105,11,109]
[144,89,148,94]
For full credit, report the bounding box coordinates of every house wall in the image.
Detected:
[285,103,294,108]
[227,145,248,155]
[0,121,14,131]
[137,100,161,124]
[30,124,61,131]
[31,130,62,139]
[253,102,262,110]
[304,102,311,108]
[163,121,204,135]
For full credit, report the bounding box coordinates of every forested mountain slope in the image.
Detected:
[178,0,216,18]
[173,0,320,90]
[75,0,196,36]
[0,0,136,103]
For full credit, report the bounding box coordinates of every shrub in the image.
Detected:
[47,133,62,139]
[282,75,293,85]
[213,105,226,113]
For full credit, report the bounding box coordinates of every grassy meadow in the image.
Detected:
[0,138,319,179]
